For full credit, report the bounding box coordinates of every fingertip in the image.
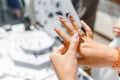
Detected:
[80,20,84,24]
[54,26,59,30]
[68,14,75,22]
[81,20,87,27]
[58,15,63,19]
[68,13,72,18]
[58,16,65,22]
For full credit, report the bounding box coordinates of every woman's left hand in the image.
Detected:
[50,33,80,80]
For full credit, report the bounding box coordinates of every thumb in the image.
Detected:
[66,33,80,55]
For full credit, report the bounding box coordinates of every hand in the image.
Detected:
[77,36,118,67]
[54,14,118,67]
[113,25,120,37]
[50,33,79,80]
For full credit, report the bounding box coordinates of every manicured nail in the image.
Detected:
[68,14,74,21]
[58,16,65,22]
[54,27,59,31]
[59,16,64,20]
[68,13,73,18]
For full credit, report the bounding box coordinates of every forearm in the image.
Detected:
[59,76,77,80]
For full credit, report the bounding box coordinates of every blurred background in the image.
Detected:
[0,0,120,80]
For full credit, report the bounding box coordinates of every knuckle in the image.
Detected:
[50,53,55,60]
[71,38,76,42]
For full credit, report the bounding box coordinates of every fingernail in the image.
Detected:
[59,16,64,20]
[68,13,73,18]
[58,16,65,22]
[80,20,84,24]
[54,27,59,31]
[73,33,79,38]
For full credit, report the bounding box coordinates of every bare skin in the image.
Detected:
[50,14,119,80]
[50,33,79,80]
[54,14,118,67]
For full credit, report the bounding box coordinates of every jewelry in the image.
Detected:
[112,48,120,68]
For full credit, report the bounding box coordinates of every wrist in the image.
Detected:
[59,75,77,80]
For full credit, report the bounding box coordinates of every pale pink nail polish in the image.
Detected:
[59,16,64,20]
[54,27,59,31]
[68,14,73,18]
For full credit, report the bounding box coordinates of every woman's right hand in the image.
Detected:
[77,35,118,67]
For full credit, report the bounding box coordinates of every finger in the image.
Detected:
[113,28,120,32]
[113,28,120,33]
[58,16,76,35]
[54,27,70,44]
[53,44,66,55]
[68,14,79,30]
[81,20,93,39]
[113,26,120,29]
[77,59,87,66]
[66,33,80,56]
[50,44,66,61]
